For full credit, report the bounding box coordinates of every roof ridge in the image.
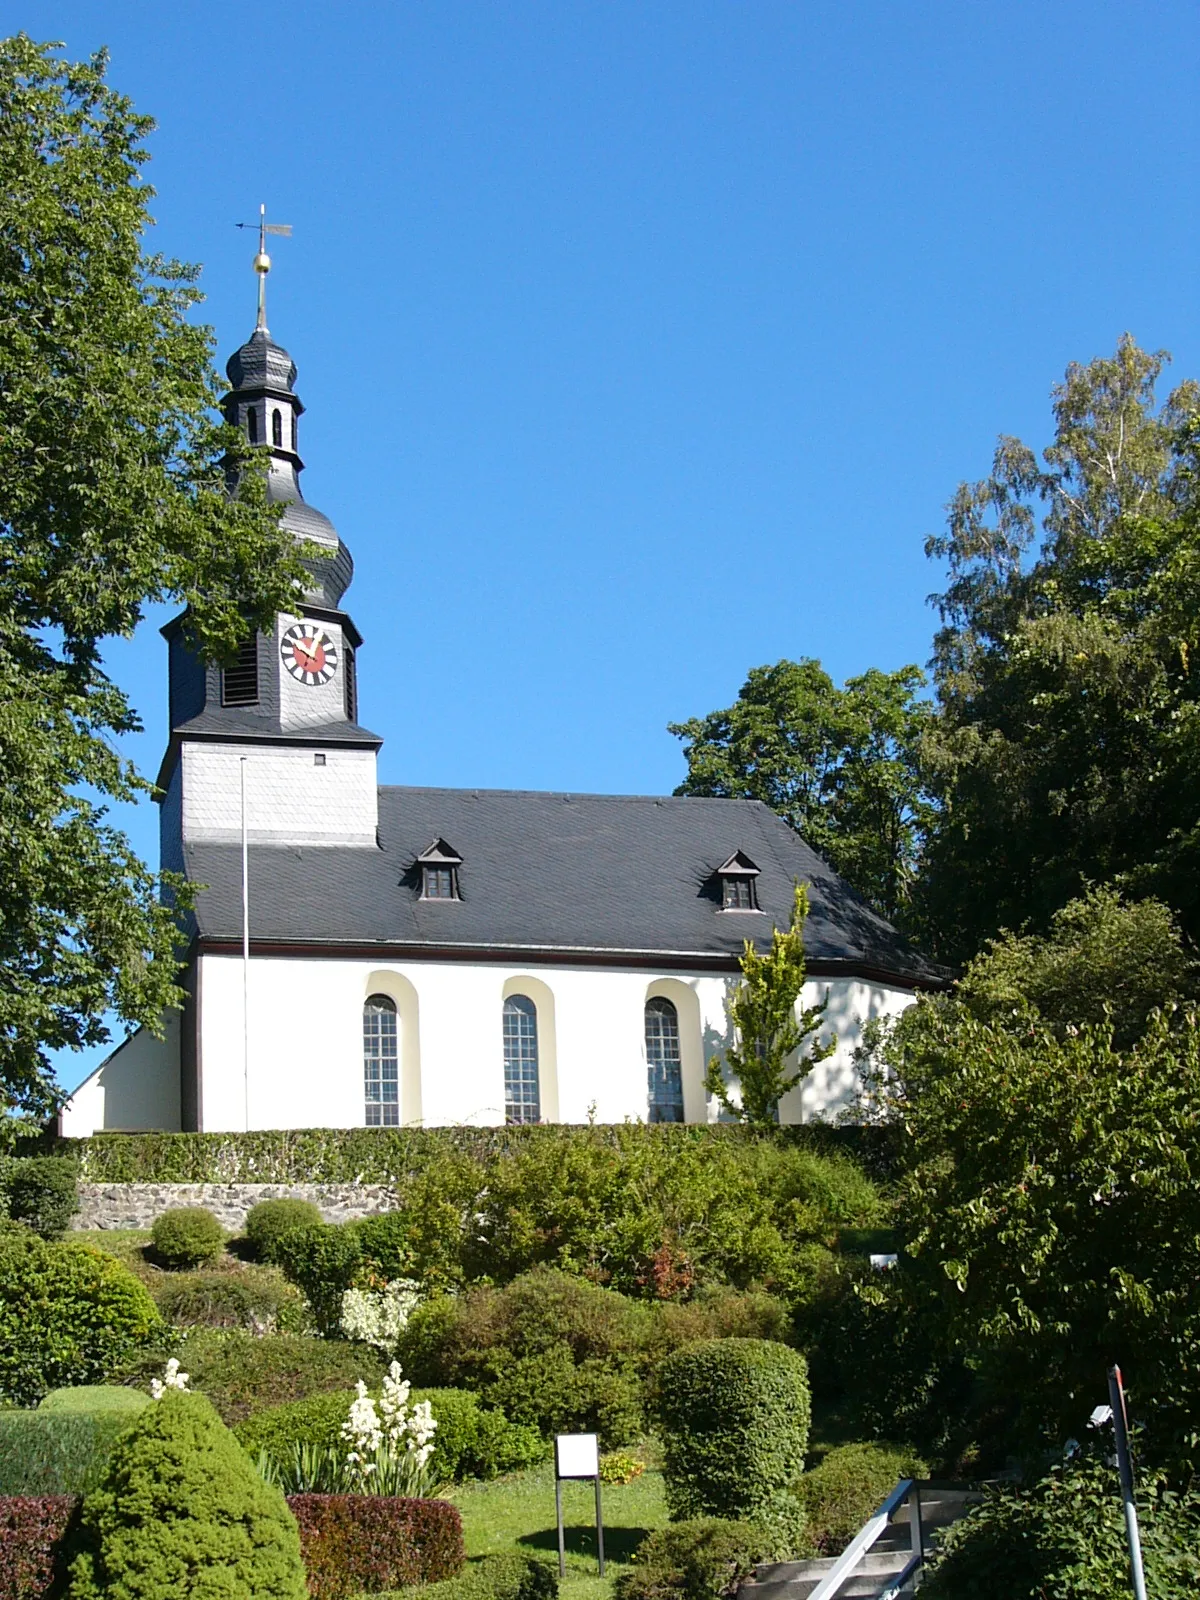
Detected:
[376,784,769,805]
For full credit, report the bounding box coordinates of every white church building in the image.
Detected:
[63,294,940,1138]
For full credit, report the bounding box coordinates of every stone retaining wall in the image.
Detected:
[72,1182,401,1232]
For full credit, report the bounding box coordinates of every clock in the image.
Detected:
[281,623,339,686]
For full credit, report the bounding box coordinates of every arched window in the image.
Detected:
[246,406,258,444]
[503,995,540,1124]
[272,408,283,447]
[363,995,399,1126]
[645,997,684,1123]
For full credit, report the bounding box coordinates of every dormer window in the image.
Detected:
[716,851,761,911]
[417,838,462,901]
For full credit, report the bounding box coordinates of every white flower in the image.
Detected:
[340,1279,422,1351]
[149,1357,190,1400]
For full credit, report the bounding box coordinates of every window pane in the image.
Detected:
[503,994,540,1124]
[645,998,684,1123]
[364,995,399,1127]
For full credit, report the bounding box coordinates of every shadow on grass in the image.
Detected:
[518,1525,651,1565]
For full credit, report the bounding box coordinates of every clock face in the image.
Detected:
[281,623,339,686]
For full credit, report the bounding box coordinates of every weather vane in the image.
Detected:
[235,204,292,333]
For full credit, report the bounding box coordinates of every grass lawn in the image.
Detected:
[448,1458,669,1600]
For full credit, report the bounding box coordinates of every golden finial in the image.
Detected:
[236,204,293,333]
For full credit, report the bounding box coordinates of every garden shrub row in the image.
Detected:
[290,1493,463,1600]
[150,1265,307,1333]
[49,1125,888,1303]
[392,1268,794,1445]
[151,1329,389,1425]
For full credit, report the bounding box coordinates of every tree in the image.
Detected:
[0,37,308,1120]
[705,884,834,1125]
[919,334,1200,960]
[858,891,1200,1481]
[670,660,933,927]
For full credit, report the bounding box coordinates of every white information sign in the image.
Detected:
[555,1433,600,1480]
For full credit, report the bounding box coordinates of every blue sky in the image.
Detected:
[19,2,1200,1090]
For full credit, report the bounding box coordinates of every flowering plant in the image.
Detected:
[149,1357,190,1399]
[340,1279,422,1351]
[339,1360,438,1496]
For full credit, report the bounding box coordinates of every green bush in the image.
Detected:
[244,1197,323,1262]
[0,1231,162,1405]
[921,1453,1200,1599]
[795,1443,928,1555]
[151,1263,307,1332]
[150,1205,225,1268]
[616,1519,778,1600]
[398,1269,647,1444]
[64,1388,307,1599]
[235,1388,356,1460]
[655,1339,811,1533]
[39,1385,150,1416]
[355,1210,417,1278]
[395,1552,558,1600]
[235,1384,542,1484]
[0,1409,145,1494]
[274,1222,365,1335]
[178,1328,387,1424]
[4,1156,79,1238]
[67,1126,885,1303]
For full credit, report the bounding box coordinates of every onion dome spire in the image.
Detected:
[222,208,353,609]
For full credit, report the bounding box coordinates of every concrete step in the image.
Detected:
[745,1549,912,1600]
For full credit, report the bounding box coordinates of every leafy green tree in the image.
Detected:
[858,891,1200,1480]
[670,660,933,926]
[0,37,308,1119]
[705,885,835,1126]
[920,333,1200,959]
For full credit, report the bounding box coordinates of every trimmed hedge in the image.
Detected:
[150,1265,306,1332]
[0,1496,78,1600]
[654,1339,811,1529]
[170,1329,387,1424]
[288,1494,464,1600]
[616,1519,778,1600]
[245,1198,323,1263]
[0,1415,135,1497]
[795,1444,928,1556]
[39,1386,149,1417]
[150,1205,225,1268]
[4,1158,78,1239]
[397,1552,558,1600]
[63,1390,307,1599]
[0,1232,162,1405]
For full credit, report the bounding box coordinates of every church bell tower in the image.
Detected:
[157,218,382,865]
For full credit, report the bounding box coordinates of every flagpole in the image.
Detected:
[241,756,250,1132]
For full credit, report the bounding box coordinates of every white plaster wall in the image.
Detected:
[192,953,917,1133]
[179,742,377,847]
[61,1013,181,1137]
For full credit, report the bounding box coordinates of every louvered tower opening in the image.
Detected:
[221,634,260,706]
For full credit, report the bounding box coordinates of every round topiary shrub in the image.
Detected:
[64,1389,308,1600]
[151,1205,225,1268]
[39,1385,151,1418]
[245,1197,324,1263]
[794,1443,928,1555]
[0,1231,163,1405]
[654,1338,811,1529]
[5,1156,79,1238]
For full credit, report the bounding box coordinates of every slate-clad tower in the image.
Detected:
[157,310,382,867]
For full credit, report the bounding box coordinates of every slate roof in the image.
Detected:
[184,786,942,986]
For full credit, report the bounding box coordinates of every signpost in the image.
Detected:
[554,1434,604,1579]
[1107,1367,1148,1600]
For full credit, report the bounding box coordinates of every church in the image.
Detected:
[63,262,939,1138]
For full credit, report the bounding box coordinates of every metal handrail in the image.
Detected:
[806,1478,921,1600]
